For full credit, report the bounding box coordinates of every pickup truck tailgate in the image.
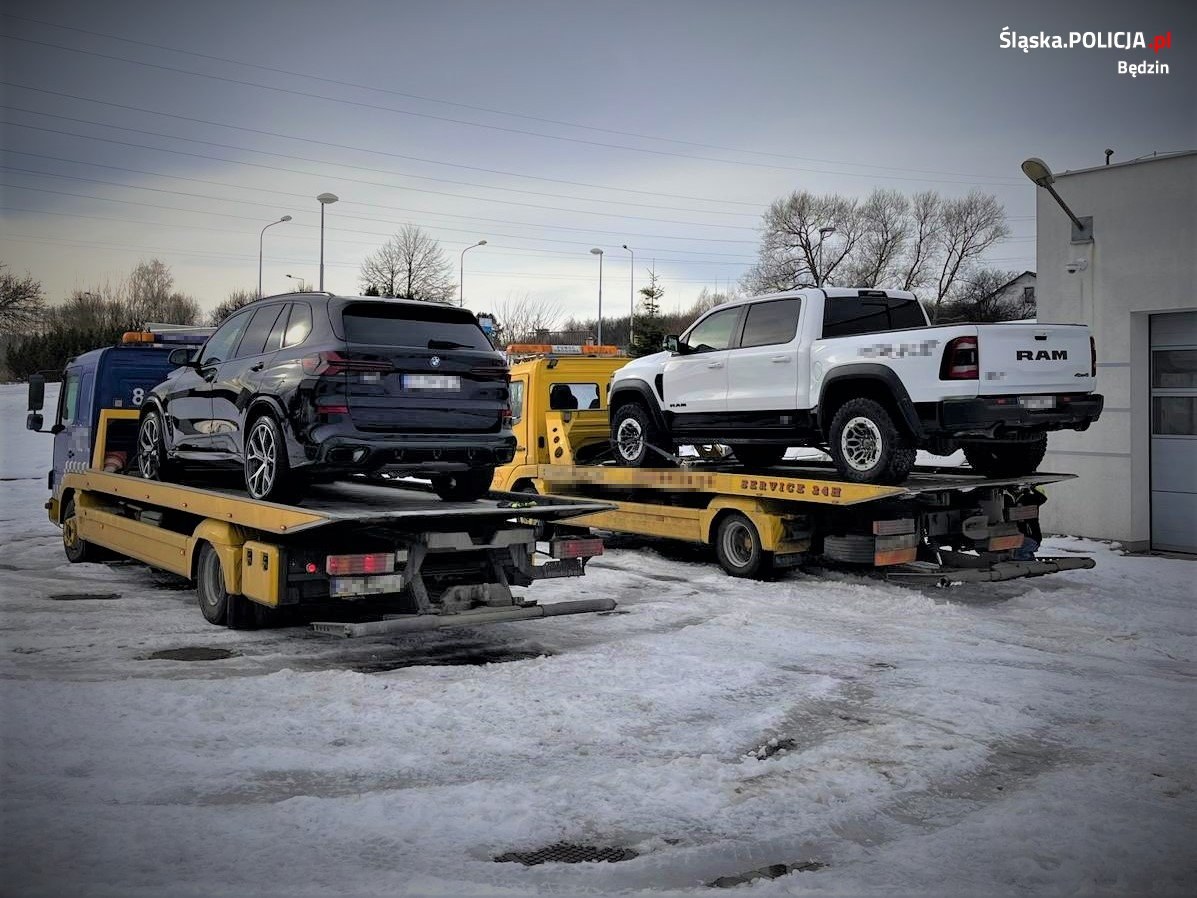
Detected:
[977,324,1094,395]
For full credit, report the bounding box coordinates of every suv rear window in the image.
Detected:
[342,302,493,350]
[821,295,927,339]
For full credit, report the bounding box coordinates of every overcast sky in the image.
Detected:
[1,0,1193,323]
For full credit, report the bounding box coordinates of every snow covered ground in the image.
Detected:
[1,382,1194,896]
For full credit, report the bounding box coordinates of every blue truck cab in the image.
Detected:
[26,328,212,517]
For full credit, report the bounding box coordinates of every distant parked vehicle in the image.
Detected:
[137,293,515,502]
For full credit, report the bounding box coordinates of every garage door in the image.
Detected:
[1150,311,1197,553]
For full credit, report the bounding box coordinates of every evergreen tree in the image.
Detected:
[630,268,666,358]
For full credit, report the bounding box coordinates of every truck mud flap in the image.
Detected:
[310,598,617,638]
[885,555,1095,585]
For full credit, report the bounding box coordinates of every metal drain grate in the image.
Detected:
[144,647,237,661]
[494,842,638,866]
[708,860,827,888]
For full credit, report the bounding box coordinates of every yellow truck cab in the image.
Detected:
[493,344,626,492]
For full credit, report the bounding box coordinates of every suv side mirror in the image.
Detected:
[168,347,197,368]
[27,373,45,411]
[663,335,680,353]
[26,412,43,432]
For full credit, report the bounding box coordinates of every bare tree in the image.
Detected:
[930,191,1011,319]
[208,289,258,326]
[492,292,562,344]
[359,225,456,303]
[745,187,1010,319]
[126,259,201,325]
[898,190,943,291]
[844,190,910,287]
[743,191,862,293]
[939,269,1033,322]
[0,264,46,334]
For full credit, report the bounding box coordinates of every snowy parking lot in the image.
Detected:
[1,382,1194,896]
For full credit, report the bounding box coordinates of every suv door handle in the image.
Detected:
[706,361,724,369]
[770,356,792,363]
[250,362,265,372]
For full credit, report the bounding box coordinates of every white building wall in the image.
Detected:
[1034,152,1197,549]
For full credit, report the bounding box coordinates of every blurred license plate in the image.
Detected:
[403,374,461,390]
[1018,395,1055,410]
[330,573,405,598]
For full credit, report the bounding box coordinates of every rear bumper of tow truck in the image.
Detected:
[885,555,1096,585]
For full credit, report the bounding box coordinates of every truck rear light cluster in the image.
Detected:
[502,404,514,427]
[1090,336,1097,377]
[325,552,395,576]
[302,351,392,377]
[940,337,979,380]
[549,537,605,559]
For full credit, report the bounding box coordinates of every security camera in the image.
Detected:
[1065,259,1088,274]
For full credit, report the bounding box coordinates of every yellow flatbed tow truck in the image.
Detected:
[494,345,1097,584]
[24,338,615,638]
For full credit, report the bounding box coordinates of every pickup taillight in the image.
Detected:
[940,337,979,380]
[1090,336,1097,377]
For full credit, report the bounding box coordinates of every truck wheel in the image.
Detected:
[244,414,297,504]
[829,398,915,485]
[433,466,494,501]
[195,543,231,625]
[137,408,174,482]
[61,496,102,563]
[730,444,787,468]
[611,401,673,467]
[715,513,774,579]
[963,436,1048,479]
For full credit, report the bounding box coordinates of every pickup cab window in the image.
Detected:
[739,298,801,348]
[822,297,927,338]
[680,307,740,354]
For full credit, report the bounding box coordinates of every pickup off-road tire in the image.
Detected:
[432,466,494,501]
[962,436,1048,478]
[244,413,298,504]
[611,401,674,467]
[714,512,774,579]
[730,444,787,468]
[829,398,916,485]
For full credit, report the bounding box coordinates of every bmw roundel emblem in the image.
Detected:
[429,356,441,367]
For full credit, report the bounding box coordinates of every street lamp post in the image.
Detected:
[621,244,634,348]
[1021,157,1093,242]
[816,226,836,286]
[285,274,308,292]
[258,215,292,297]
[590,248,604,345]
[316,193,339,290]
[459,239,488,307]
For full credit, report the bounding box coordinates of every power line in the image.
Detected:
[0,204,757,267]
[0,12,1028,182]
[0,110,760,232]
[0,82,765,214]
[0,156,766,245]
[0,31,1027,186]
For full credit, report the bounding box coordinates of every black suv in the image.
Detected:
[137,293,515,502]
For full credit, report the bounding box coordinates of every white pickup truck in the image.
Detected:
[608,288,1103,484]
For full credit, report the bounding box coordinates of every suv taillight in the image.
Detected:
[1090,336,1097,377]
[301,351,391,377]
[940,336,979,380]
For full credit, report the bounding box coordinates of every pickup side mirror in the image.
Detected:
[26,412,43,432]
[663,335,680,353]
[168,346,197,368]
[27,373,45,412]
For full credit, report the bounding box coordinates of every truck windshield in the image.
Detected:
[822,297,927,338]
[342,303,493,350]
